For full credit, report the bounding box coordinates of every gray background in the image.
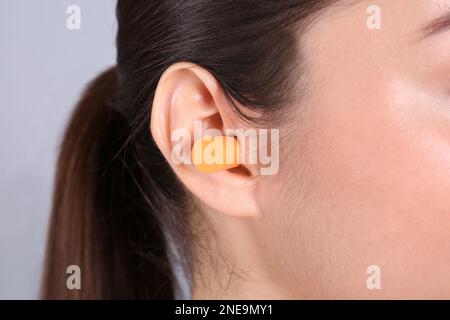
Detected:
[0,0,117,299]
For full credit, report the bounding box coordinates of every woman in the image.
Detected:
[42,0,450,299]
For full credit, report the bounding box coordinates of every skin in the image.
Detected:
[151,0,450,299]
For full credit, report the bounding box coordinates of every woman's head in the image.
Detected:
[43,0,450,299]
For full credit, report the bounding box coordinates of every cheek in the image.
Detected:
[298,74,450,296]
[383,77,450,209]
[312,76,450,219]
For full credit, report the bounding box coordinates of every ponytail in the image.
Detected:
[41,67,175,299]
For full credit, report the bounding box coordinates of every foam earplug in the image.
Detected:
[191,135,240,173]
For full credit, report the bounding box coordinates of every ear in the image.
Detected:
[151,62,259,217]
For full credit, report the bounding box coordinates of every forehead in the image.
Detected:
[294,0,450,102]
[301,0,450,54]
[322,0,450,35]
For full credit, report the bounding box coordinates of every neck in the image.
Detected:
[191,271,296,300]
[189,212,298,300]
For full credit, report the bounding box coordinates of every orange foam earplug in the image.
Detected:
[191,135,240,173]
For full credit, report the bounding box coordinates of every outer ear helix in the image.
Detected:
[191,135,240,173]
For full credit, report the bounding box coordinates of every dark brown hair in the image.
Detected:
[42,0,334,299]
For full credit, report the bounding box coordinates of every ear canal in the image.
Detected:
[191,135,240,173]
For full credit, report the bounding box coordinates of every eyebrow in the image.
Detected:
[422,11,450,38]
